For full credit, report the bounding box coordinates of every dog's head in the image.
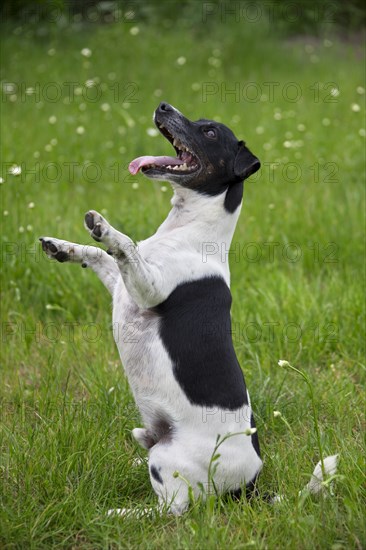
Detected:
[129,103,260,199]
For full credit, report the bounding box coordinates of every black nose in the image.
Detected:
[158,102,174,113]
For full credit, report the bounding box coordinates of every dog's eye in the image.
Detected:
[204,128,217,139]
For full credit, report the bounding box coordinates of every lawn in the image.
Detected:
[0,6,365,549]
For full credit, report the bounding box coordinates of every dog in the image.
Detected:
[40,103,337,515]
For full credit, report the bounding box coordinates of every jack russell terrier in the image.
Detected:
[40,102,337,515]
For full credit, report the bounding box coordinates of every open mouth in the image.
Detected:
[129,122,200,176]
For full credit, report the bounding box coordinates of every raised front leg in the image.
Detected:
[84,210,165,308]
[39,237,120,295]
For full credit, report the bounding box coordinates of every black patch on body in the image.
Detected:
[150,465,163,484]
[151,276,247,409]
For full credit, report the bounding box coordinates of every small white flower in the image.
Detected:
[359,128,366,137]
[81,48,92,58]
[3,210,9,216]
[28,202,35,209]
[132,457,145,467]
[244,427,257,436]
[191,82,200,92]
[330,88,340,97]
[132,182,139,190]
[108,387,115,394]
[76,126,85,135]
[18,226,25,233]
[9,165,22,176]
[274,112,282,120]
[176,56,186,66]
[268,203,275,209]
[322,118,331,126]
[256,126,264,135]
[278,360,290,367]
[130,26,139,36]
[283,140,292,148]
[297,123,306,131]
[26,224,33,231]
[48,115,57,124]
[0,177,4,184]
[48,48,56,56]
[208,57,221,68]
[3,82,16,94]
[146,128,159,137]
[161,186,167,192]
[45,144,52,152]
[356,86,365,95]
[50,138,57,146]
[273,410,282,418]
[351,103,361,112]
[101,103,110,112]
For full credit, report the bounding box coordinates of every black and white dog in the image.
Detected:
[40,103,337,515]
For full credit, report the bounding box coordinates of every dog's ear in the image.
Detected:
[234,141,260,181]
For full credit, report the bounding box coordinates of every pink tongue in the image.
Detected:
[129,155,183,175]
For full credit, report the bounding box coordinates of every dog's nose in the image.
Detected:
[158,102,174,113]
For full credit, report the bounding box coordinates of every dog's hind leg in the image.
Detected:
[147,444,192,516]
[39,237,120,295]
[84,210,166,307]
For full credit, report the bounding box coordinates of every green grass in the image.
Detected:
[1,11,365,550]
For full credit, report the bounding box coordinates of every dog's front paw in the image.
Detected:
[84,210,110,243]
[39,237,72,263]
